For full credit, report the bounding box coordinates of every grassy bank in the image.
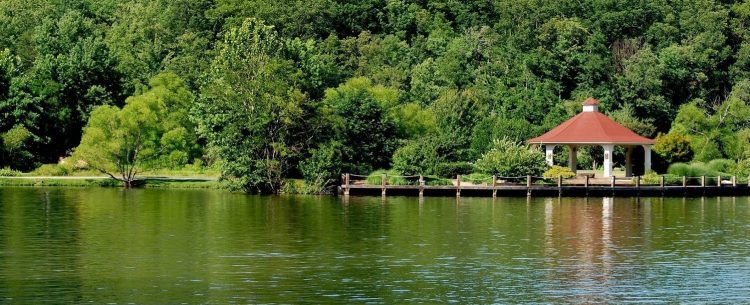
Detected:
[0,177,224,189]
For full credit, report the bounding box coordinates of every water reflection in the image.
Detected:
[0,188,749,303]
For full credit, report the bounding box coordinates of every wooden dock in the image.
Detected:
[339,174,750,197]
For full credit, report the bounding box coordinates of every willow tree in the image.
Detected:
[73,73,197,187]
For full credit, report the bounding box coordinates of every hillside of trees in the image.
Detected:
[3,0,750,192]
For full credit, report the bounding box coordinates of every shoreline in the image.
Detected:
[0,176,222,189]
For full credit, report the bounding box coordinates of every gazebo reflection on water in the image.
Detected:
[528,98,655,178]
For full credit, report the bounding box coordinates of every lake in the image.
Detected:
[0,187,749,303]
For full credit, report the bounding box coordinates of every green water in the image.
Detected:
[0,187,749,303]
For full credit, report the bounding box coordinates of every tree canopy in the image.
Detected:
[2,0,750,191]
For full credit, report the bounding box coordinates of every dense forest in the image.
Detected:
[2,0,750,192]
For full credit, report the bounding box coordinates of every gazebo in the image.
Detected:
[528,98,654,178]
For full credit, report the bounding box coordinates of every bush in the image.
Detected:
[474,138,546,177]
[543,166,576,179]
[31,164,71,176]
[365,169,418,185]
[653,132,694,164]
[392,139,440,176]
[0,168,21,177]
[667,162,720,177]
[707,159,735,173]
[423,176,452,186]
[392,135,470,176]
[733,159,750,177]
[637,171,683,185]
[300,141,343,192]
[434,162,473,178]
[463,173,493,185]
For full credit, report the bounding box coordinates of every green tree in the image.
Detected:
[194,18,304,194]
[323,77,400,174]
[74,73,197,187]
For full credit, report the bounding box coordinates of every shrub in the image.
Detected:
[392,139,440,176]
[392,135,469,176]
[639,171,661,184]
[653,132,694,164]
[733,159,750,177]
[707,159,735,173]
[434,162,473,178]
[0,168,21,177]
[365,169,418,185]
[423,176,452,186]
[463,173,493,185]
[543,166,576,179]
[667,162,720,177]
[300,141,343,192]
[31,164,70,176]
[474,138,546,177]
[637,171,683,185]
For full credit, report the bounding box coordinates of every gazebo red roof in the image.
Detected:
[528,99,654,145]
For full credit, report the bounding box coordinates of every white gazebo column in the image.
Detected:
[602,144,614,178]
[545,145,556,166]
[625,146,633,177]
[643,144,652,173]
[568,145,577,173]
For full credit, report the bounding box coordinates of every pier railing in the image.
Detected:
[340,173,750,197]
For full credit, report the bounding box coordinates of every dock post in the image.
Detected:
[557,175,562,196]
[584,175,589,196]
[344,173,350,196]
[381,174,386,197]
[526,175,532,196]
[636,176,641,188]
[682,176,687,188]
[419,175,424,197]
[456,175,461,197]
[659,175,665,189]
[492,175,497,198]
[717,175,722,187]
[611,175,616,188]
[701,176,706,188]
[732,176,737,187]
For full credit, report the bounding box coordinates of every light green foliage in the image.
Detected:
[0,168,21,176]
[673,81,750,161]
[474,138,546,177]
[365,169,417,186]
[667,161,724,177]
[30,164,70,176]
[463,173,493,185]
[0,125,34,170]
[74,73,197,187]
[543,166,576,179]
[653,132,694,164]
[194,18,302,194]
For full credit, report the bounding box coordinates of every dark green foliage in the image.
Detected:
[324,78,400,174]
[2,0,750,192]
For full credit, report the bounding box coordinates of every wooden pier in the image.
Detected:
[339,174,750,197]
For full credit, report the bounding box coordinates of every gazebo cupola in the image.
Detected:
[528,97,654,178]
